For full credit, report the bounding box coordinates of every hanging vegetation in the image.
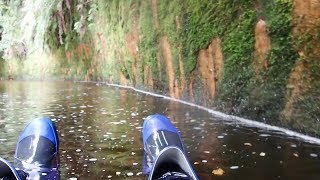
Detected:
[0,0,319,136]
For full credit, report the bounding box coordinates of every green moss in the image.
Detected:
[190,0,298,126]
[45,0,138,82]
[289,81,320,136]
[246,0,297,122]
[218,9,256,114]
[284,18,320,135]
[0,58,5,78]
[181,1,253,75]
[158,0,182,79]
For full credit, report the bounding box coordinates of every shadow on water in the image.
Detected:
[0,81,320,179]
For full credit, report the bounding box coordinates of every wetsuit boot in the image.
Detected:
[142,114,198,180]
[14,117,60,180]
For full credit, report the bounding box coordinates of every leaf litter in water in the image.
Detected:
[259,152,266,157]
[230,166,239,169]
[212,168,224,176]
[310,153,318,157]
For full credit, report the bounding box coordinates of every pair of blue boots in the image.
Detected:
[0,114,198,180]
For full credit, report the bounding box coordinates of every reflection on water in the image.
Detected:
[0,81,320,179]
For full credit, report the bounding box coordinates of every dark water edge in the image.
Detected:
[0,81,320,180]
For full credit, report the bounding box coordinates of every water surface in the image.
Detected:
[0,81,319,179]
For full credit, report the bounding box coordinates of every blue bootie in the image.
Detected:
[142,114,198,180]
[14,117,59,179]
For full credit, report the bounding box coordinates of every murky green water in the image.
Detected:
[0,81,320,179]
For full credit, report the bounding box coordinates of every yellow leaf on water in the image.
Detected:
[212,168,225,176]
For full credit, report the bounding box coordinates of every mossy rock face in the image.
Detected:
[1,0,320,136]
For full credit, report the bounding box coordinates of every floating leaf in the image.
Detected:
[212,168,224,176]
[310,153,318,157]
[290,144,297,148]
[259,152,266,157]
[127,172,134,176]
[230,166,239,169]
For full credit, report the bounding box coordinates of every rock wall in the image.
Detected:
[281,0,320,133]
[197,38,223,103]
[254,20,271,76]
[1,0,320,136]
